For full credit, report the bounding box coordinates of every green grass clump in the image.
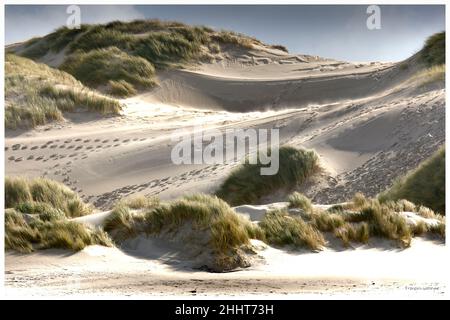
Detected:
[216,146,319,206]
[360,200,413,247]
[259,209,325,251]
[108,80,137,97]
[311,211,346,232]
[40,85,121,114]
[5,209,112,253]
[334,222,370,247]
[5,54,121,129]
[378,147,445,214]
[211,31,255,49]
[421,31,445,66]
[103,204,143,243]
[132,32,202,68]
[61,47,156,93]
[143,194,253,252]
[5,177,32,208]
[103,194,260,271]
[116,194,160,210]
[287,192,313,213]
[14,201,65,222]
[5,176,92,218]
[21,26,89,58]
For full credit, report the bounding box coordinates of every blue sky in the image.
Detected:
[5,5,445,62]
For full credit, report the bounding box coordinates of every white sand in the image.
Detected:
[5,237,446,298]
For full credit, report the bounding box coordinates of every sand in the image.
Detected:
[5,237,446,298]
[5,43,446,297]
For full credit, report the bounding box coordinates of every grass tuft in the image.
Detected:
[421,31,445,67]
[379,147,445,214]
[5,54,121,129]
[216,146,319,206]
[287,192,313,213]
[259,209,325,251]
[5,176,92,218]
[61,47,156,93]
[5,209,112,253]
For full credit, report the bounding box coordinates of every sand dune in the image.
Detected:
[5,53,444,207]
[5,35,446,297]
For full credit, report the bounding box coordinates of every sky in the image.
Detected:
[5,5,445,62]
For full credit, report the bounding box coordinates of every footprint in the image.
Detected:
[83,139,90,143]
[31,146,38,150]
[8,156,15,161]
[27,155,34,160]
[12,144,21,150]
[102,139,109,143]
[21,146,28,150]
[75,146,83,150]
[75,138,82,142]
[94,139,100,142]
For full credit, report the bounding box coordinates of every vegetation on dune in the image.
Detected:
[5,176,92,218]
[12,19,292,102]
[265,191,445,249]
[4,175,444,268]
[60,47,156,96]
[5,54,121,129]
[5,209,112,253]
[102,194,261,271]
[412,64,445,86]
[421,31,445,67]
[288,191,313,213]
[20,26,89,59]
[216,146,319,206]
[378,147,445,215]
[115,194,160,210]
[259,209,325,251]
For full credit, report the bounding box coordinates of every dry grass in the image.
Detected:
[116,194,160,210]
[103,194,261,271]
[5,54,121,129]
[287,192,313,213]
[5,209,112,253]
[259,209,325,251]
[5,176,92,218]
